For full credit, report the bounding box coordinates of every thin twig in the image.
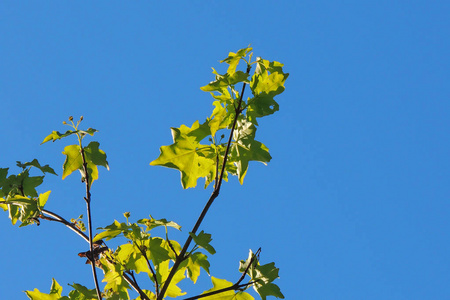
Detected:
[136,242,160,297]
[181,248,261,300]
[181,281,259,300]
[157,65,252,300]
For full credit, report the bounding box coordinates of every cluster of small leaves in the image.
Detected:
[41,116,109,187]
[0,159,56,226]
[151,46,289,188]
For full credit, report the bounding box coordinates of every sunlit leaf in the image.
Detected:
[201,277,234,299]
[220,46,252,75]
[157,260,186,298]
[150,121,216,189]
[25,278,62,300]
[182,252,210,283]
[62,142,108,186]
[62,144,83,180]
[38,191,51,208]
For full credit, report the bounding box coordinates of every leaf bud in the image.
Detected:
[123,212,131,219]
[69,116,73,121]
[80,116,84,121]
[62,121,67,125]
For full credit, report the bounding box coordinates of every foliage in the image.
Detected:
[0,47,288,300]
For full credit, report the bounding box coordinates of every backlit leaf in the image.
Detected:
[157,260,186,298]
[17,159,57,175]
[25,278,62,300]
[189,230,216,255]
[230,120,271,184]
[150,121,215,189]
[201,277,234,299]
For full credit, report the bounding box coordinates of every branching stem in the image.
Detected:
[157,64,252,300]
[38,208,150,299]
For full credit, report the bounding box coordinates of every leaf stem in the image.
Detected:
[157,64,252,300]
[136,241,160,297]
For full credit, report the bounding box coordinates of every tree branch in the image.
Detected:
[40,209,89,242]
[80,146,103,300]
[157,64,252,300]
[40,208,150,299]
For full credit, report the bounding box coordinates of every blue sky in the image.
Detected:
[1,1,449,299]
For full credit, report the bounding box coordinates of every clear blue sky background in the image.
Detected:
[1,1,449,299]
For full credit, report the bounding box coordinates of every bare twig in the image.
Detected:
[157,65,252,300]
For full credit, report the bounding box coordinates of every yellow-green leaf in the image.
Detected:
[25,278,62,300]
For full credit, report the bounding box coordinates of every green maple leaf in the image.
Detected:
[182,252,210,283]
[208,101,232,137]
[25,278,63,300]
[67,283,97,300]
[142,237,171,266]
[17,159,57,175]
[101,259,130,299]
[62,141,109,186]
[230,119,271,184]
[247,59,289,125]
[22,175,44,197]
[201,277,234,299]
[156,260,186,298]
[221,46,252,75]
[239,250,284,300]
[200,71,249,92]
[150,121,216,189]
[189,230,216,255]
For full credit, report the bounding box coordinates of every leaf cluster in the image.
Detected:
[151,46,288,188]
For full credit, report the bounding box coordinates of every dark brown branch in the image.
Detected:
[80,146,103,300]
[157,65,252,300]
[40,209,89,242]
